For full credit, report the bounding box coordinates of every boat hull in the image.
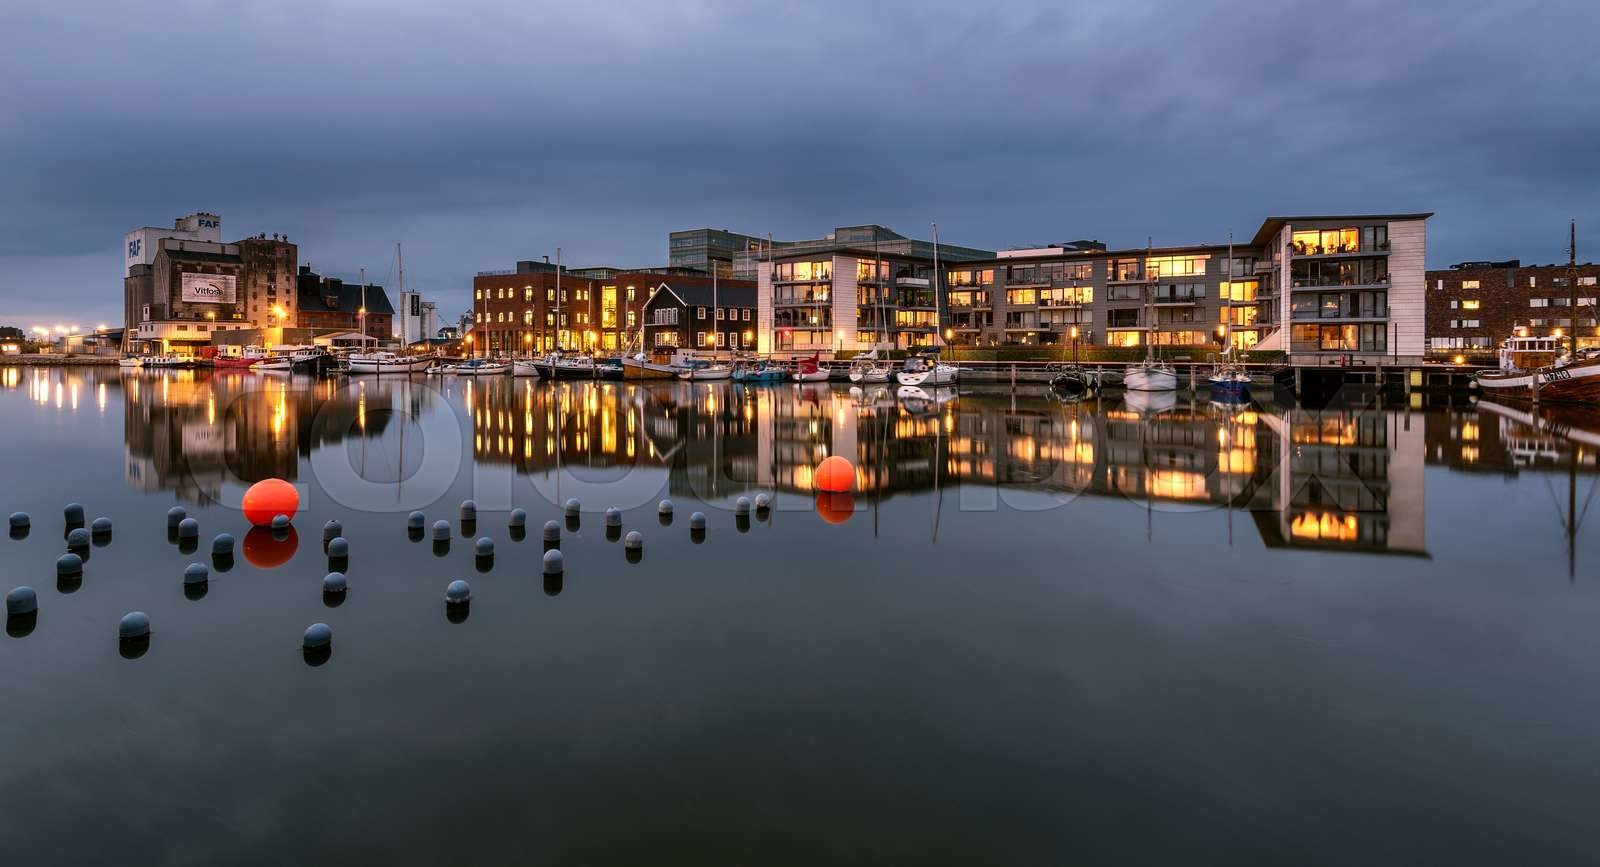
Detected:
[896,366,957,386]
[347,358,433,374]
[792,370,830,383]
[679,368,733,381]
[622,358,678,379]
[1124,368,1178,392]
[1475,362,1600,403]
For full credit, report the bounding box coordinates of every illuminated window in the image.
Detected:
[1220,280,1258,302]
[1461,280,1480,289]
[1461,299,1480,310]
[1145,255,1209,277]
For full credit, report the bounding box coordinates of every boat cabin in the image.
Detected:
[1498,335,1567,372]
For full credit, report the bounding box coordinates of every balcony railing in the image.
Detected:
[1290,240,1390,257]
[1290,275,1390,290]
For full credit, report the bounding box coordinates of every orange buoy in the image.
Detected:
[815,492,854,525]
[814,455,854,493]
[242,526,298,569]
[242,478,299,527]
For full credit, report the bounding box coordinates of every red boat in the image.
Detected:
[213,356,258,369]
[791,353,830,382]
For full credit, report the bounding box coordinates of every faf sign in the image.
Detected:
[181,272,236,304]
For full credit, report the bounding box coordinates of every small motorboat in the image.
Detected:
[1207,361,1251,399]
[733,360,789,383]
[118,356,147,368]
[792,353,831,383]
[677,358,734,381]
[622,353,683,379]
[1123,359,1178,392]
[1049,366,1095,397]
[347,352,434,374]
[848,354,892,384]
[253,355,292,371]
[896,350,957,386]
[455,358,510,376]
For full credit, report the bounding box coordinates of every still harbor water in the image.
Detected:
[4,365,1600,865]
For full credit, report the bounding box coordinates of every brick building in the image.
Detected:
[295,267,394,341]
[639,279,758,356]
[1426,260,1600,355]
[124,235,298,355]
[470,260,745,356]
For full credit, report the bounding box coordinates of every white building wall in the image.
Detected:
[124,212,221,276]
[757,267,774,355]
[1387,218,1427,360]
[832,254,858,353]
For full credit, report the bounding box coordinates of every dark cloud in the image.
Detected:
[2,0,1597,325]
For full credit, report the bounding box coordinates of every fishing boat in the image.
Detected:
[289,346,337,373]
[1474,335,1600,402]
[253,355,292,371]
[1475,223,1599,402]
[848,351,893,383]
[896,349,958,386]
[347,351,434,374]
[455,358,510,376]
[792,353,831,383]
[143,355,189,368]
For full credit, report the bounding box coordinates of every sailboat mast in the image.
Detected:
[1224,233,1233,357]
[1144,238,1154,363]
[713,266,719,362]
[359,267,368,351]
[875,230,884,351]
[1569,220,1579,361]
[932,221,943,348]
[396,242,405,350]
[555,247,562,354]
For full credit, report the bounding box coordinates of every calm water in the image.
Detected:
[3,365,1600,865]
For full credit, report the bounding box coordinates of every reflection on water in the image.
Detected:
[9,364,1600,556]
[8,365,1600,562]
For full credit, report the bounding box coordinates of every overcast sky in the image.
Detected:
[2,0,1597,328]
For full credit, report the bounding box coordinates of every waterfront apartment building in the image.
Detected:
[124,235,299,354]
[1425,260,1600,354]
[470,260,744,355]
[669,228,768,277]
[731,214,1429,362]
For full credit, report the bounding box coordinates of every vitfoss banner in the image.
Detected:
[180,273,236,304]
